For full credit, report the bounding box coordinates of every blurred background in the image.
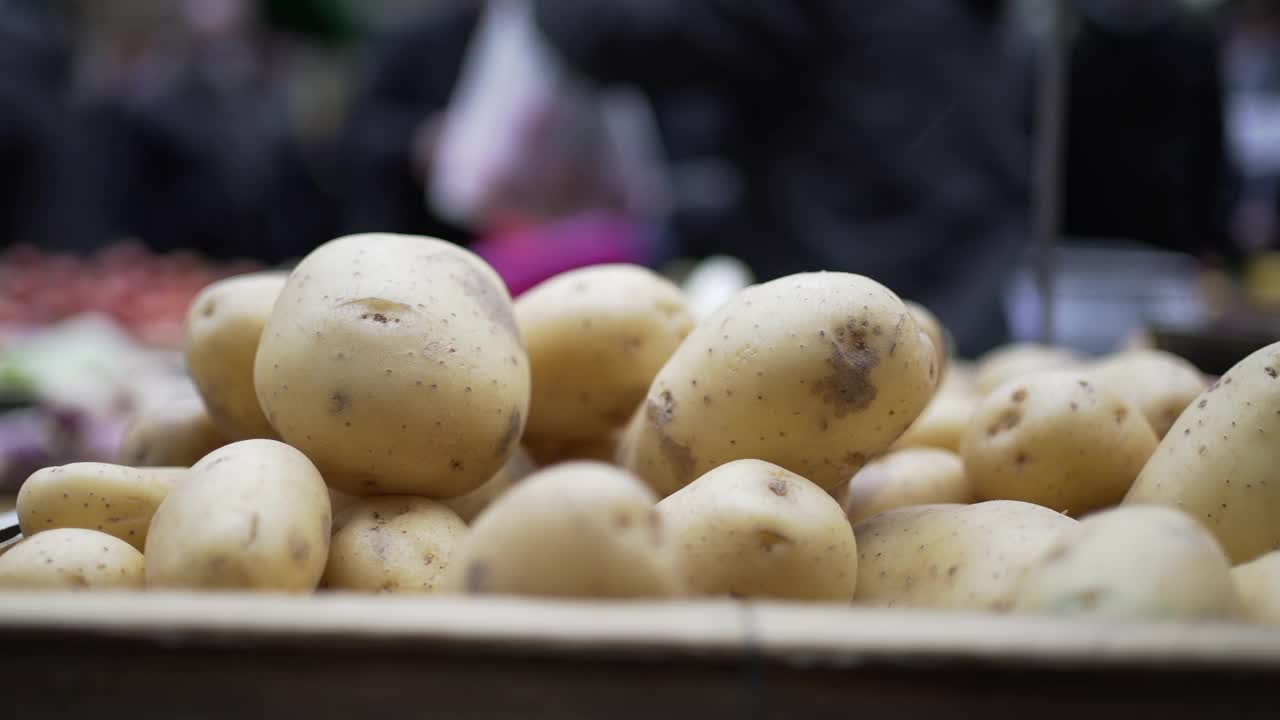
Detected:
[1,0,1279,485]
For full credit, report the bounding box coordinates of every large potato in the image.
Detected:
[838,448,971,524]
[619,272,937,496]
[905,301,948,379]
[1124,342,1280,563]
[442,447,535,523]
[973,343,1081,396]
[0,529,144,590]
[1013,506,1238,620]
[1089,349,1208,438]
[1233,551,1280,624]
[185,271,287,439]
[853,501,1076,610]
[255,234,530,498]
[17,463,186,551]
[891,364,979,453]
[323,497,466,593]
[962,370,1157,515]
[657,459,857,601]
[517,264,693,447]
[117,392,227,467]
[145,439,331,592]
[442,461,680,598]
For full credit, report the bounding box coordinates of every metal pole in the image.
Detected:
[1033,0,1071,345]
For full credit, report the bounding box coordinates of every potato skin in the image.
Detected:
[323,497,466,593]
[962,370,1157,515]
[1089,349,1208,438]
[442,461,681,598]
[973,343,1081,396]
[892,364,979,453]
[145,439,331,592]
[838,448,971,524]
[185,272,287,440]
[0,529,144,590]
[118,392,227,467]
[442,447,535,523]
[1233,551,1280,624]
[17,463,186,551]
[1124,342,1280,563]
[853,501,1076,610]
[904,301,947,380]
[516,264,693,445]
[254,234,530,498]
[657,459,857,601]
[1013,506,1239,620]
[620,272,938,496]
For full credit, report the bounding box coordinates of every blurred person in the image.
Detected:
[531,0,1032,356]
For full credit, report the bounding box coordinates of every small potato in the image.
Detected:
[962,370,1157,515]
[323,497,466,593]
[17,463,186,550]
[657,459,857,601]
[1233,552,1280,624]
[443,447,535,523]
[905,301,947,380]
[973,343,1081,396]
[853,501,1076,610]
[0,528,144,590]
[1013,506,1238,620]
[1124,342,1280,563]
[185,271,287,439]
[145,439,331,592]
[442,461,680,598]
[117,392,227,467]
[517,264,694,448]
[838,448,971,524]
[892,368,980,453]
[1089,349,1208,438]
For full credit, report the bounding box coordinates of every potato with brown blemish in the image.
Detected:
[618,272,938,497]
[837,448,971,524]
[657,459,857,601]
[852,501,1076,610]
[17,463,186,551]
[185,271,287,439]
[118,391,228,467]
[0,528,144,590]
[254,234,530,498]
[441,461,681,598]
[323,497,466,593]
[1089,349,1208,438]
[962,370,1157,515]
[516,264,694,453]
[1013,506,1239,620]
[145,439,331,592]
[1233,551,1280,624]
[973,343,1082,396]
[443,446,535,523]
[891,364,980,452]
[1124,341,1280,563]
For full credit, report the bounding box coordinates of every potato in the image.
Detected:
[1124,342,1280,563]
[523,430,622,466]
[327,488,360,515]
[1089,349,1208,438]
[117,392,227,467]
[838,448,971,524]
[185,271,287,439]
[517,264,694,448]
[853,501,1076,610]
[1233,551,1280,624]
[0,528,144,590]
[891,367,980,452]
[657,459,856,601]
[443,447,535,523]
[323,497,466,593]
[442,461,680,598]
[254,233,530,498]
[962,370,1157,515]
[17,463,186,551]
[905,301,947,379]
[145,439,331,592]
[973,343,1081,396]
[1013,506,1238,620]
[619,272,938,496]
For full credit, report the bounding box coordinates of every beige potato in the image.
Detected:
[441,461,680,598]
[1233,551,1280,624]
[619,272,938,496]
[185,271,287,439]
[327,488,360,515]
[1089,349,1208,438]
[892,367,980,452]
[853,501,1076,610]
[905,301,947,380]
[443,447,535,523]
[657,459,857,601]
[523,431,621,466]
[973,343,1082,396]
[962,370,1157,515]
[254,233,530,498]
[838,448,971,524]
[0,528,143,590]
[1013,506,1239,620]
[117,392,227,467]
[1125,342,1280,563]
[145,439,331,592]
[17,463,186,550]
[517,264,694,447]
[323,497,466,593]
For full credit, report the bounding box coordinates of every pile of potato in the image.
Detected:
[3,232,1280,625]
